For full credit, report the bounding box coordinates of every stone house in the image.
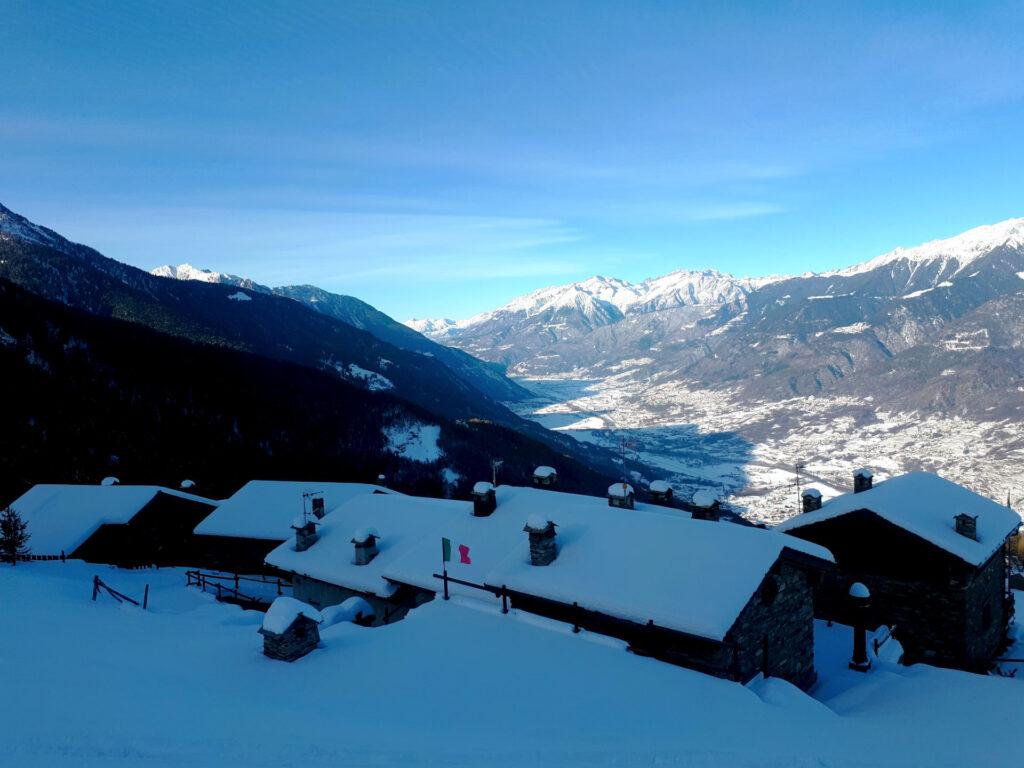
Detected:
[267,483,834,689]
[259,597,323,661]
[778,471,1021,671]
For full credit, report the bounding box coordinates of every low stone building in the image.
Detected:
[267,482,835,689]
[778,471,1021,671]
[259,597,323,661]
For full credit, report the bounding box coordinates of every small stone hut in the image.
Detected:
[259,597,323,662]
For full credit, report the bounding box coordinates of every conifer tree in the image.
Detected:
[0,506,30,565]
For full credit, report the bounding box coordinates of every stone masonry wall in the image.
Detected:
[725,560,818,690]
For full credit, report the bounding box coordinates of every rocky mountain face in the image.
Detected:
[411,218,1024,521]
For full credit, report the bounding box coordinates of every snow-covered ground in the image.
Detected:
[383,420,442,463]
[514,375,1024,524]
[2,562,1021,767]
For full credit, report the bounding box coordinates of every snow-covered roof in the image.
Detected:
[649,480,671,494]
[269,484,833,642]
[533,466,556,479]
[477,487,833,641]
[473,481,495,495]
[194,480,394,540]
[776,472,1021,567]
[9,484,218,554]
[608,483,634,498]
[692,490,718,508]
[266,494,469,598]
[261,597,323,635]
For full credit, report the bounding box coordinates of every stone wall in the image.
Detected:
[262,617,319,662]
[725,560,818,689]
[963,546,1011,666]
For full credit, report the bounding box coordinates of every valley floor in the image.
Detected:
[514,375,1024,523]
[2,561,1021,767]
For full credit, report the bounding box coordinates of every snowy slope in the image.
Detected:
[3,562,1023,767]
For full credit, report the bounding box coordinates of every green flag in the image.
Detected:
[441,537,452,563]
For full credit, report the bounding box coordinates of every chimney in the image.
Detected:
[690,489,721,521]
[802,488,823,513]
[648,480,673,505]
[352,528,380,565]
[471,481,497,517]
[310,496,326,520]
[292,517,320,552]
[377,474,387,488]
[608,482,635,510]
[532,466,557,487]
[954,513,978,541]
[524,515,557,566]
[853,468,873,493]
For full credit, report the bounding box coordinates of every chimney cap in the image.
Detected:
[802,488,823,499]
[533,466,556,480]
[473,481,495,495]
[291,515,321,530]
[608,482,635,498]
[849,582,871,599]
[853,468,873,479]
[524,514,555,533]
[649,480,671,494]
[100,476,120,486]
[351,527,380,544]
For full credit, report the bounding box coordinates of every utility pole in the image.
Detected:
[490,458,503,487]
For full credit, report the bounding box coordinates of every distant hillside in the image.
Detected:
[0,279,613,506]
[0,202,626,478]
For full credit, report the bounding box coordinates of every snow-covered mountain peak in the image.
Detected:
[833,217,1024,278]
[405,317,458,336]
[152,263,244,285]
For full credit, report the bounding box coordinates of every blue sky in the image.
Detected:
[2,1,1023,319]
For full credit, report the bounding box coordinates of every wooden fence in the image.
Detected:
[185,569,291,611]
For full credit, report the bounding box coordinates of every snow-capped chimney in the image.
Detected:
[533,466,557,487]
[853,468,873,494]
[352,529,380,565]
[608,482,635,510]
[954,513,978,541]
[690,489,721,521]
[472,481,497,517]
[524,515,557,566]
[292,518,320,552]
[648,480,673,505]
[802,488,823,513]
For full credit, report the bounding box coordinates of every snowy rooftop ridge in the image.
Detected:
[777,471,1022,566]
[194,480,394,540]
[267,484,834,642]
[10,484,219,554]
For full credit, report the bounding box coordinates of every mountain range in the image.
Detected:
[407,218,1024,521]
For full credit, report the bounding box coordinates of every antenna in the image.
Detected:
[301,490,324,524]
[490,458,504,487]
[793,462,806,515]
